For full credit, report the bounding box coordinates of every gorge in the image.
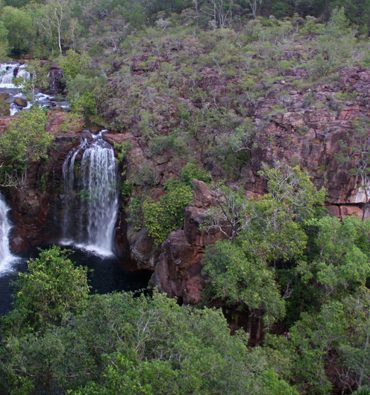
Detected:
[0,63,368,313]
[0,65,148,313]
[0,3,369,392]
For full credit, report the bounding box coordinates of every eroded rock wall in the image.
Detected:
[3,111,82,254]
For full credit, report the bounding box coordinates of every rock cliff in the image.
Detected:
[107,66,370,303]
[1,66,369,304]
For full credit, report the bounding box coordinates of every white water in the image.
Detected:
[0,62,70,115]
[62,132,118,257]
[0,195,16,274]
[0,63,30,89]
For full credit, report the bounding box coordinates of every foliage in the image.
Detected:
[259,163,326,222]
[284,289,370,394]
[310,8,356,78]
[0,20,8,58]
[299,215,370,301]
[0,290,296,394]
[57,49,91,82]
[2,246,89,333]
[143,180,193,244]
[127,195,144,231]
[0,107,52,186]
[0,6,33,55]
[203,241,286,326]
[180,161,211,185]
[202,184,248,241]
[0,3,368,394]
[114,141,131,163]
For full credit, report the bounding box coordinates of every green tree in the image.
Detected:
[300,216,370,302]
[57,49,91,81]
[0,292,295,394]
[202,184,248,241]
[203,240,286,327]
[0,6,34,55]
[42,0,71,54]
[3,246,89,333]
[284,289,370,394]
[0,20,9,58]
[0,107,52,186]
[259,163,326,223]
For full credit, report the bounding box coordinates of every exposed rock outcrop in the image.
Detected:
[48,64,65,95]
[112,66,370,299]
[152,180,226,304]
[5,111,82,254]
[0,64,368,303]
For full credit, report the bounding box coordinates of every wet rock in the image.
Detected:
[48,64,65,95]
[13,97,27,107]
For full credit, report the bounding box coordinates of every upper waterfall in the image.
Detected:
[62,132,119,257]
[0,62,69,115]
[0,195,16,274]
[0,63,30,89]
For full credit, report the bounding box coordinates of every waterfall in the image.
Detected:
[0,62,70,115]
[62,132,119,257]
[0,195,16,274]
[0,63,30,89]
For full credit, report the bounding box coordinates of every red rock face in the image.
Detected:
[246,67,370,208]
[6,111,82,254]
[135,68,370,303]
[152,181,227,304]
[1,66,369,303]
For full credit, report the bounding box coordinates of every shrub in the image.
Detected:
[0,107,52,186]
[143,181,193,244]
[3,246,89,333]
[181,162,211,185]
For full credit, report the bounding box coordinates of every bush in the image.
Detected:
[0,107,52,186]
[143,181,193,244]
[309,8,356,79]
[203,240,286,327]
[181,162,211,185]
[57,49,91,82]
[3,246,89,333]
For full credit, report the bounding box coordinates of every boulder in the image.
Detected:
[13,97,27,108]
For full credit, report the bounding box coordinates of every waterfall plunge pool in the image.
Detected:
[0,130,152,316]
[0,246,152,316]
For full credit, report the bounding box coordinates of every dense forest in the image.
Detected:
[0,0,369,394]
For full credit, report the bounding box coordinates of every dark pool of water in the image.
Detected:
[0,247,151,315]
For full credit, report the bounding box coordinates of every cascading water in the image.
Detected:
[0,62,70,115]
[0,63,30,89]
[62,132,119,257]
[0,195,16,274]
